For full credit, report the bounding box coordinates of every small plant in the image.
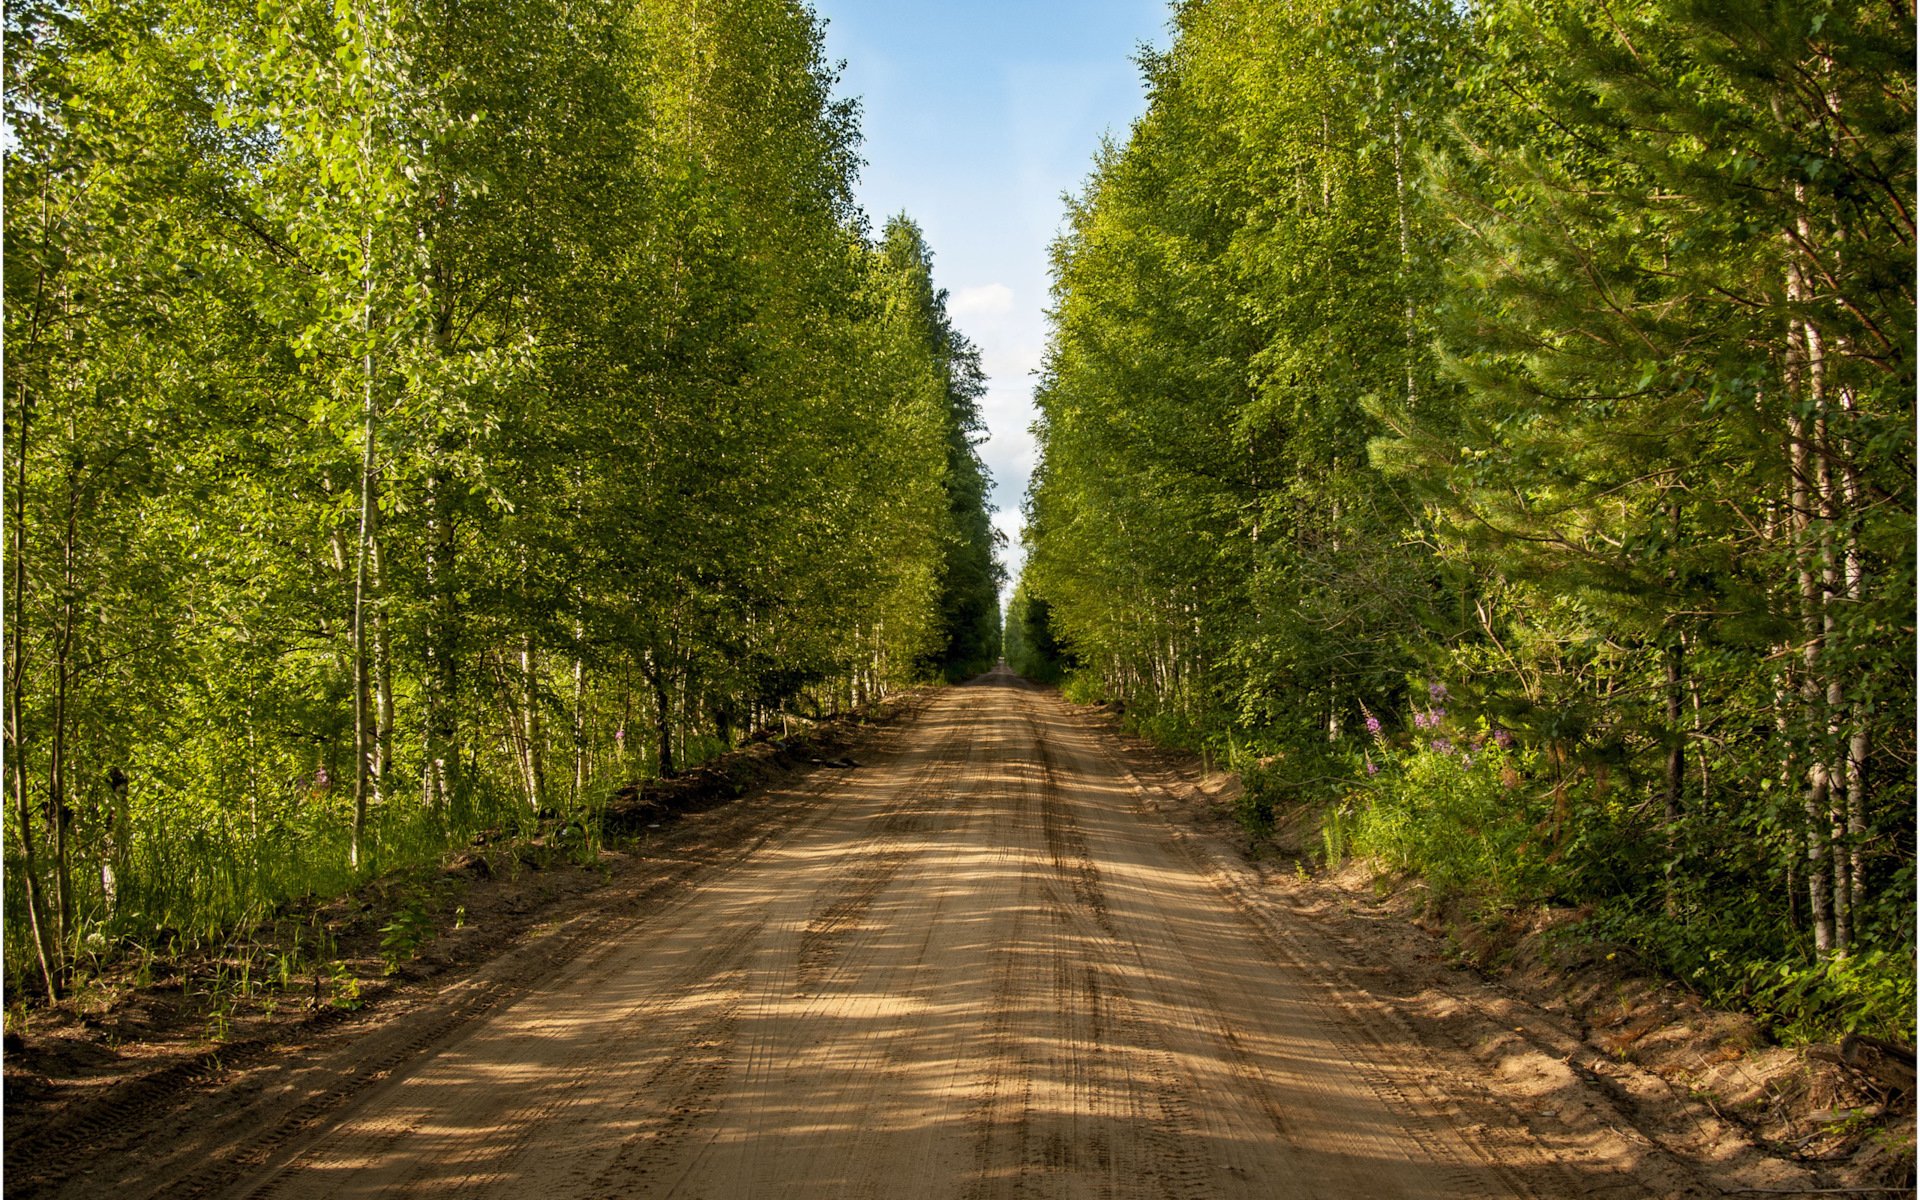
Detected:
[1351,696,1547,913]
[1232,755,1281,834]
[324,960,362,1010]
[380,899,435,975]
[1059,672,1106,707]
[271,928,306,991]
[1321,801,1353,869]
[205,1000,232,1043]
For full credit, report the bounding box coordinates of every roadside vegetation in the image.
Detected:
[3,0,1001,1006]
[1017,0,1914,1044]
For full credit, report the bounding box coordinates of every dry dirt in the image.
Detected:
[2,670,1895,1197]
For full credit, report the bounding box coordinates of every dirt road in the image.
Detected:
[26,672,1787,1198]
[151,671,1667,1199]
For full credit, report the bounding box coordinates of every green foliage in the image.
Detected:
[324,959,364,1011]
[1057,671,1108,708]
[877,218,1006,682]
[1024,0,1451,752]
[1737,952,1916,1046]
[379,897,434,974]
[1232,758,1282,836]
[1024,0,1913,1042]
[1320,801,1352,872]
[1584,907,1916,1045]
[2,0,996,998]
[1345,682,1914,1039]
[1353,744,1549,913]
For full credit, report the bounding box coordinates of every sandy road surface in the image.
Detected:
[146,669,1679,1200]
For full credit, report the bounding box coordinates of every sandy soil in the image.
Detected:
[7,671,1856,1198]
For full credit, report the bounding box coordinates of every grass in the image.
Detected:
[2,769,550,1002]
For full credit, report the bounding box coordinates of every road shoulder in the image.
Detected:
[1064,692,1912,1197]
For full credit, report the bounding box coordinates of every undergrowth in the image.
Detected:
[3,772,609,1010]
[1331,684,1916,1045]
[1083,674,1916,1048]
[4,697,874,1017]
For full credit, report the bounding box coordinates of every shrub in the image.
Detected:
[1351,689,1550,912]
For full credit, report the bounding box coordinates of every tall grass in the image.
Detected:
[3,773,542,992]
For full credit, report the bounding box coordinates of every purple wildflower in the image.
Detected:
[1431,737,1453,755]
[1365,714,1382,737]
[1364,754,1379,777]
[312,766,331,790]
[1413,710,1431,730]
[1428,681,1449,701]
[1492,728,1512,749]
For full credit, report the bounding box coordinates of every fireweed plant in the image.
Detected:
[1349,684,1550,912]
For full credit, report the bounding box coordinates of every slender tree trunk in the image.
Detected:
[48,460,80,949]
[1837,385,1870,928]
[677,671,690,768]
[1687,666,1710,800]
[617,669,633,766]
[573,642,587,805]
[518,635,545,809]
[1774,651,1804,938]
[486,651,527,802]
[422,467,459,814]
[371,533,393,808]
[1791,458,1833,960]
[1389,31,1416,413]
[645,649,674,779]
[8,368,62,1002]
[350,259,379,871]
[1662,498,1685,912]
[350,0,391,868]
[1802,282,1852,953]
[1786,241,1835,956]
[1816,417,1850,953]
[104,768,128,918]
[419,240,462,817]
[1662,632,1685,910]
[852,624,868,709]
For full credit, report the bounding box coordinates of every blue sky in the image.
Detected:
[809,0,1173,600]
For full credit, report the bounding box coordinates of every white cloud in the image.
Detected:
[993,508,1029,599]
[950,283,1014,318]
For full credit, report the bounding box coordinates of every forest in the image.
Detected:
[3,0,1002,1002]
[6,0,1914,1052]
[1012,0,1915,1040]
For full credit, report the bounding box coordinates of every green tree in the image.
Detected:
[877,217,1004,681]
[3,0,988,999]
[1376,0,1914,960]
